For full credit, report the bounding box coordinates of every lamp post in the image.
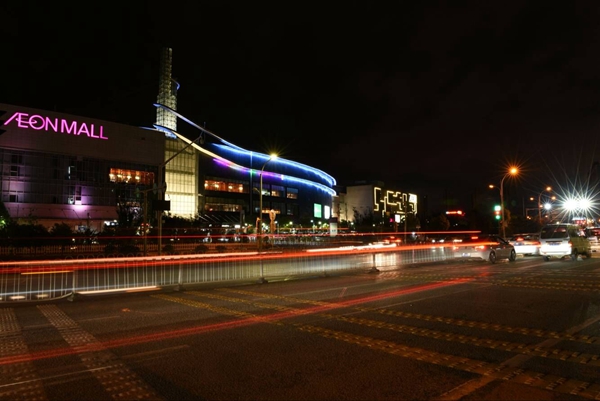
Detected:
[538,186,552,223]
[258,154,277,284]
[500,167,518,239]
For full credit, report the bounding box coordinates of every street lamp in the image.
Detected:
[500,167,518,239]
[538,186,552,223]
[258,153,277,284]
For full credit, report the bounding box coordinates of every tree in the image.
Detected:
[428,213,450,231]
[0,201,10,230]
[114,183,143,228]
[11,222,49,247]
[405,213,421,231]
[353,207,375,232]
[50,223,74,247]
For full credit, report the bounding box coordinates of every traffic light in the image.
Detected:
[494,205,501,220]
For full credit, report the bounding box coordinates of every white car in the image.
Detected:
[585,227,600,253]
[453,234,516,263]
[508,233,540,256]
[539,224,592,261]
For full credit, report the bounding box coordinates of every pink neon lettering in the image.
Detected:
[4,112,20,126]
[17,113,29,128]
[61,120,77,134]
[29,115,45,130]
[45,117,58,132]
[3,111,109,140]
[77,123,89,137]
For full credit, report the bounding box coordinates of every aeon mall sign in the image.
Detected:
[3,111,108,140]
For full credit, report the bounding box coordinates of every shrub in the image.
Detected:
[118,244,140,255]
[194,244,209,254]
[162,244,177,255]
[104,244,118,254]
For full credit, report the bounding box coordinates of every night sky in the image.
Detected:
[3,2,600,213]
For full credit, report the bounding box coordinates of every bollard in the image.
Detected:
[369,253,380,273]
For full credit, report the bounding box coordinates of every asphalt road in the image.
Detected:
[2,255,600,400]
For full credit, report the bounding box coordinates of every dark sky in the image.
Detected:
[3,2,600,213]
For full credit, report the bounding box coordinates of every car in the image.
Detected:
[452,234,516,263]
[508,233,540,256]
[539,224,592,261]
[382,236,403,246]
[584,227,600,253]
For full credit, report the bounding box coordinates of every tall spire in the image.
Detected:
[156,47,178,137]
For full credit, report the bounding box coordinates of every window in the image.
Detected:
[109,168,154,185]
[286,187,298,199]
[205,178,248,193]
[10,166,19,177]
[259,184,270,196]
[286,204,298,216]
[204,196,245,212]
[9,194,17,202]
[271,185,284,197]
[67,165,76,180]
[271,202,285,215]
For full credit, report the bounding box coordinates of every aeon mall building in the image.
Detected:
[0,102,337,232]
[0,103,164,231]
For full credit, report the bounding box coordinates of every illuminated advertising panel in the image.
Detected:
[314,203,322,218]
[324,205,331,219]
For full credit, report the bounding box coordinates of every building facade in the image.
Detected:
[335,181,418,230]
[0,102,337,233]
[151,109,337,232]
[0,103,165,232]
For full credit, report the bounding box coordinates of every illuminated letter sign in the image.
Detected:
[3,112,108,140]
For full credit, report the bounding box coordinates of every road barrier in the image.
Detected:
[0,243,452,303]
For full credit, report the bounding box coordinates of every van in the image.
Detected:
[539,224,591,261]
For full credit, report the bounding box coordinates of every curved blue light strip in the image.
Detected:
[153,103,337,187]
[213,143,336,187]
[154,103,245,151]
[213,159,336,196]
[150,124,337,197]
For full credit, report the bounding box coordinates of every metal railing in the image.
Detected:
[0,242,453,303]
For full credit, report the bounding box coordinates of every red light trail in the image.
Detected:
[0,277,473,367]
